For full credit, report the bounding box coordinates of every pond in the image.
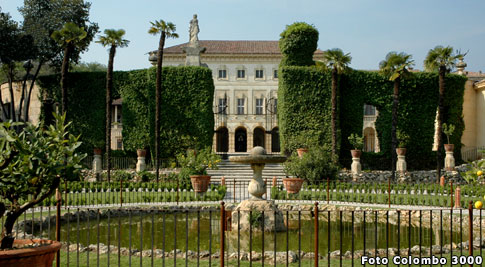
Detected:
[38,211,467,253]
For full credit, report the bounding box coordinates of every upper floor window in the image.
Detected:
[237,98,245,115]
[255,69,264,79]
[218,98,227,114]
[364,104,376,116]
[273,70,278,79]
[218,69,227,79]
[237,69,246,79]
[255,98,264,115]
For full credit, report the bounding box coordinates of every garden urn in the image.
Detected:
[0,239,61,267]
[444,144,455,171]
[136,149,147,172]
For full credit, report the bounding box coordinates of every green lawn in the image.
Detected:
[55,250,485,266]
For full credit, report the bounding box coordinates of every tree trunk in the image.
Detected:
[7,64,16,122]
[61,44,73,115]
[24,62,43,122]
[155,32,166,183]
[331,66,338,160]
[436,65,446,181]
[18,61,33,122]
[106,46,116,183]
[0,210,21,249]
[391,77,400,179]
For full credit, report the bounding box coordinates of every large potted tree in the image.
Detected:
[283,146,338,194]
[0,114,85,266]
[177,147,220,193]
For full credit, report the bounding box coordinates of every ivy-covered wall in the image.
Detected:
[121,66,214,158]
[278,66,467,170]
[37,66,214,158]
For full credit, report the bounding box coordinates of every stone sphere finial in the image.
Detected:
[250,146,266,156]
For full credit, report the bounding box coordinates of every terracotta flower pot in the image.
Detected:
[282,178,304,194]
[137,149,146,157]
[350,149,362,158]
[396,148,407,156]
[296,148,308,158]
[190,175,211,193]
[93,148,102,155]
[0,239,61,267]
[444,144,454,152]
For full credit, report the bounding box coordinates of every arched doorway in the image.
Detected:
[271,127,280,152]
[253,127,265,148]
[363,127,376,152]
[216,127,228,152]
[235,127,247,152]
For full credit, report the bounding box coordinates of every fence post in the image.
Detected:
[450,181,453,209]
[220,201,225,267]
[326,177,329,204]
[314,202,319,267]
[233,179,236,203]
[120,179,123,207]
[469,200,473,267]
[388,177,391,208]
[177,179,180,205]
[64,180,67,209]
[56,188,61,267]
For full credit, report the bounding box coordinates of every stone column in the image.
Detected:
[445,151,455,171]
[136,156,146,172]
[92,154,102,174]
[265,131,271,152]
[228,131,235,153]
[351,157,361,181]
[454,187,461,208]
[396,155,407,172]
[247,132,253,151]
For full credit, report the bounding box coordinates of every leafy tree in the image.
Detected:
[379,51,414,178]
[96,29,129,182]
[279,22,319,66]
[424,45,464,180]
[71,61,107,72]
[148,20,178,182]
[51,22,87,114]
[0,9,36,122]
[0,114,85,248]
[323,48,351,159]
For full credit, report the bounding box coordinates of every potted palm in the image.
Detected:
[348,133,363,158]
[177,147,220,193]
[0,114,85,266]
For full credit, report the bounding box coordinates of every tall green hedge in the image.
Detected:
[279,22,319,67]
[278,66,467,170]
[37,71,126,153]
[37,66,214,158]
[121,66,214,158]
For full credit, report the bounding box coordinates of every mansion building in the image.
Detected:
[149,40,325,155]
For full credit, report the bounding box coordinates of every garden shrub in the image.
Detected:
[279,22,319,67]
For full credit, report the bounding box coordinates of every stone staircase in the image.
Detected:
[208,159,286,182]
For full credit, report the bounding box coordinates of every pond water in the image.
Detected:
[38,211,467,253]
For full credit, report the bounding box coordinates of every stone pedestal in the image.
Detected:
[396,155,407,172]
[183,46,206,66]
[454,187,461,208]
[92,155,102,174]
[248,163,266,199]
[231,200,286,232]
[445,151,455,171]
[136,156,146,172]
[351,157,361,180]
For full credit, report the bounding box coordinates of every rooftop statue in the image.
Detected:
[189,14,199,46]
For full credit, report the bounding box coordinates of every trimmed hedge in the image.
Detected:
[278,67,467,170]
[37,66,214,158]
[120,66,214,158]
[279,22,319,67]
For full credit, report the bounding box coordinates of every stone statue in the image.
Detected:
[189,14,199,45]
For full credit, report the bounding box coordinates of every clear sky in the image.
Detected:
[2,0,484,72]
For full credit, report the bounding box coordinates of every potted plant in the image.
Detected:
[442,123,455,152]
[0,114,85,266]
[348,133,363,158]
[283,146,338,193]
[292,133,317,158]
[177,147,220,193]
[396,130,410,156]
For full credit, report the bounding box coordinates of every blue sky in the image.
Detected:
[2,0,484,72]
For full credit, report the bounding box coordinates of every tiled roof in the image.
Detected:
[153,40,324,55]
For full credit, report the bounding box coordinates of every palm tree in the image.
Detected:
[424,46,464,181]
[51,22,87,114]
[148,20,178,182]
[379,52,414,179]
[323,48,352,160]
[96,29,129,183]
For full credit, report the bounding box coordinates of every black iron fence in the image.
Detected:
[7,201,485,267]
